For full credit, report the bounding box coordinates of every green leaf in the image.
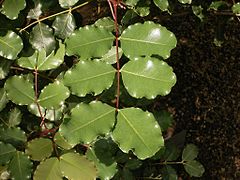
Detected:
[0,31,23,60]
[59,101,115,145]
[125,159,142,170]
[0,57,12,80]
[8,108,22,127]
[178,0,191,4]
[208,1,229,11]
[33,157,62,180]
[27,0,42,19]
[26,138,53,161]
[121,57,176,99]
[54,132,73,150]
[0,88,8,111]
[65,25,114,59]
[163,143,181,161]
[112,108,164,159]
[52,13,76,39]
[182,144,199,161]
[58,0,79,8]
[125,0,140,6]
[184,160,205,177]
[134,0,151,17]
[153,0,169,12]
[232,2,240,15]
[1,0,26,20]
[100,46,123,64]
[94,17,115,32]
[0,127,27,147]
[161,165,178,180]
[192,5,204,21]
[120,21,177,59]
[60,153,97,180]
[30,23,56,55]
[0,142,16,165]
[153,111,173,132]
[8,151,32,180]
[4,75,35,105]
[38,81,70,109]
[63,60,115,97]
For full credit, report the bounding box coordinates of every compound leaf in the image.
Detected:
[0,142,16,165]
[8,151,32,180]
[95,17,115,32]
[120,21,176,59]
[100,46,123,64]
[8,108,22,127]
[112,108,164,159]
[4,76,35,105]
[184,160,205,177]
[60,152,97,180]
[54,132,73,150]
[1,0,26,20]
[33,157,61,180]
[121,57,176,99]
[153,0,169,12]
[182,144,199,161]
[38,81,70,109]
[0,31,23,60]
[0,88,8,111]
[26,138,53,161]
[53,13,76,39]
[63,60,115,97]
[59,101,115,145]
[65,25,114,59]
[58,0,79,8]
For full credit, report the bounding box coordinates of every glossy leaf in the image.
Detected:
[178,0,192,4]
[0,142,16,165]
[182,144,199,161]
[0,57,12,79]
[4,76,35,105]
[59,101,115,145]
[153,0,169,12]
[120,21,177,59]
[52,13,76,39]
[65,25,114,59]
[26,138,53,161]
[54,132,73,150]
[184,160,205,177]
[8,108,22,127]
[8,151,32,180]
[58,0,79,8]
[135,0,151,17]
[125,0,140,6]
[0,31,23,60]
[1,0,26,20]
[112,108,164,159]
[38,81,70,109]
[33,158,61,180]
[161,165,178,180]
[232,3,240,15]
[27,0,42,19]
[0,88,8,111]
[100,46,123,64]
[121,57,176,99]
[60,153,97,180]
[29,23,56,55]
[63,60,115,97]
[95,17,115,32]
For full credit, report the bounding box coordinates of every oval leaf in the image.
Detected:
[0,57,12,79]
[182,144,199,161]
[153,0,169,12]
[38,81,70,109]
[100,46,123,64]
[112,108,164,159]
[161,165,178,180]
[27,1,42,19]
[58,0,79,8]
[4,76,35,105]
[121,57,176,99]
[1,0,26,20]
[65,25,114,59]
[8,108,22,127]
[232,2,240,15]
[0,31,23,60]
[0,88,8,111]
[184,160,205,177]
[54,132,73,150]
[120,21,177,59]
[26,138,53,161]
[63,60,115,97]
[94,17,115,32]
[59,101,115,145]
[60,153,97,180]
[0,142,16,165]
[34,157,61,180]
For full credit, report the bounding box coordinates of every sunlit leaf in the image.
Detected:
[112,108,164,159]
[63,60,115,97]
[184,160,205,177]
[125,0,140,6]
[232,2,240,15]
[192,5,204,21]
[161,165,178,180]
[58,0,79,8]
[178,0,192,4]
[95,17,115,32]
[8,108,22,127]
[182,144,199,161]
[52,13,76,39]
[1,0,26,20]
[0,31,23,60]
[59,101,115,145]
[121,57,176,99]
[0,57,12,80]
[0,88,8,111]
[134,0,151,17]
[0,142,16,165]
[27,0,42,19]
[99,46,122,64]
[120,21,177,59]
[54,132,73,150]
[60,153,97,180]
[4,76,35,105]
[153,0,169,12]
[65,25,114,59]
[33,157,61,180]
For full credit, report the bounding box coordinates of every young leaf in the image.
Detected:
[0,142,16,165]
[33,157,62,180]
[161,165,178,180]
[178,0,192,4]
[4,76,35,105]
[60,153,97,180]
[95,17,115,32]
[0,31,23,60]
[52,13,76,39]
[29,23,56,55]
[65,25,114,59]
[8,108,22,127]
[58,0,79,8]
[100,46,123,64]
[8,151,32,180]
[63,60,115,97]
[232,3,240,15]
[184,160,205,177]
[121,57,176,99]
[0,88,8,111]
[59,101,115,145]
[54,132,73,150]
[0,57,12,80]
[120,21,177,59]
[1,0,26,20]
[112,108,164,159]
[182,144,199,161]
[26,138,53,161]
[38,81,70,109]
[153,0,169,12]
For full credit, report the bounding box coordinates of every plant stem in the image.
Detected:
[154,160,184,165]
